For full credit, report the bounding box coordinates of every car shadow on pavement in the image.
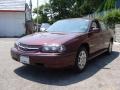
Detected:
[14,51,119,86]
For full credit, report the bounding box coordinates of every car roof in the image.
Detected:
[60,17,97,21]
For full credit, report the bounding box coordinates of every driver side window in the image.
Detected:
[91,21,99,30]
[92,22,97,28]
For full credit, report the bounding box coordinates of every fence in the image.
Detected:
[115,24,120,42]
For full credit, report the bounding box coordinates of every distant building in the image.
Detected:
[0,0,32,37]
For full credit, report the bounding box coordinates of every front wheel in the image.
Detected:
[75,47,88,72]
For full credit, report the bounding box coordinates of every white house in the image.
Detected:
[0,0,32,37]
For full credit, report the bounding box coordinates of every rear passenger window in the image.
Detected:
[100,22,107,31]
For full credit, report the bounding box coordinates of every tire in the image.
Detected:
[75,46,88,72]
[106,41,113,54]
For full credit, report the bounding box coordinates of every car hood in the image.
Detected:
[18,32,85,45]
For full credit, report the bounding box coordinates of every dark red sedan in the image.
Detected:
[11,18,114,72]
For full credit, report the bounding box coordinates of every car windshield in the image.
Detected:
[47,19,90,33]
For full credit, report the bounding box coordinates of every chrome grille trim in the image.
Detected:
[18,43,40,51]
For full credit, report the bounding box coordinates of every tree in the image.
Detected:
[49,0,106,19]
[97,0,116,12]
[70,0,84,17]
[75,0,105,18]
[33,0,117,24]
[33,13,48,24]
[102,9,120,25]
[50,0,76,20]
[33,3,50,24]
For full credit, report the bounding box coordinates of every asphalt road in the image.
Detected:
[0,38,120,90]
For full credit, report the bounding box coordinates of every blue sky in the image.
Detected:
[26,0,49,9]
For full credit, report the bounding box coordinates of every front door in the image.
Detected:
[88,21,104,54]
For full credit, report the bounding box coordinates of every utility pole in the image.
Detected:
[37,0,39,32]
[29,0,32,20]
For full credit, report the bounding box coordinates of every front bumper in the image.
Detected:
[11,48,76,68]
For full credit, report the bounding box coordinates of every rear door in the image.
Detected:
[99,22,111,49]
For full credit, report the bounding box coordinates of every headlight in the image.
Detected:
[41,44,66,53]
[14,42,19,48]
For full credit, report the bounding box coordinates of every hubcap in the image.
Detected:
[78,50,87,70]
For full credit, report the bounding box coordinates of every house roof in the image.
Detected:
[0,0,25,12]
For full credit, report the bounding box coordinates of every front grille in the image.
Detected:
[18,43,40,52]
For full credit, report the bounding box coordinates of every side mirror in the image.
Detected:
[93,28,100,31]
[89,28,100,33]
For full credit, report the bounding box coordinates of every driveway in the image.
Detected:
[0,38,120,90]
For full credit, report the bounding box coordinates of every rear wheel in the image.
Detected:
[75,47,88,72]
[106,41,113,54]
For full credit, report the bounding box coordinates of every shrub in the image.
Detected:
[102,9,120,25]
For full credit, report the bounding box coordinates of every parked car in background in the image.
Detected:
[34,23,51,32]
[33,24,41,32]
[40,23,51,32]
[11,18,114,72]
